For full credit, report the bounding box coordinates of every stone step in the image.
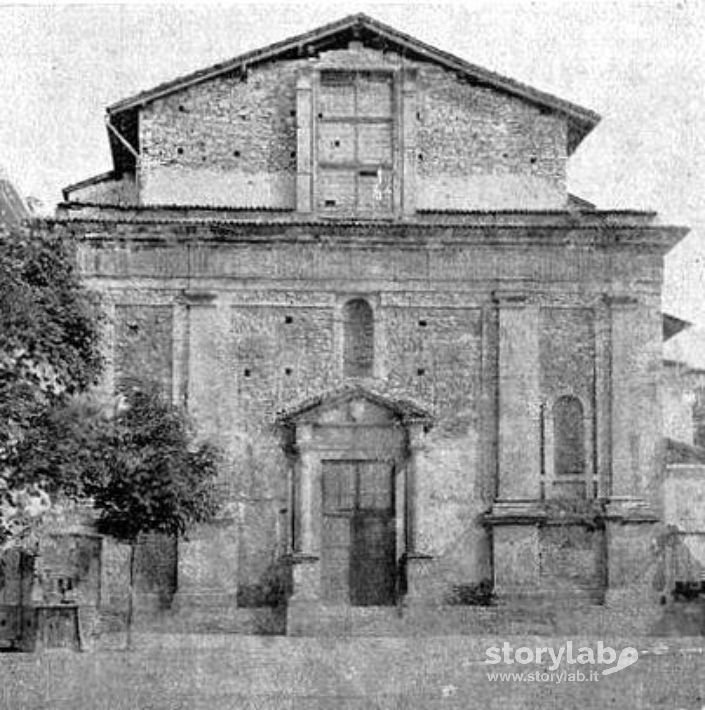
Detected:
[134,605,286,635]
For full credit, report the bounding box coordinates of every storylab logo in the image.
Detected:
[485,641,638,683]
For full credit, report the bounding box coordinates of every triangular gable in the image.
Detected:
[105,13,600,172]
[276,383,433,427]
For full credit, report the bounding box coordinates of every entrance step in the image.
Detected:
[132,601,286,635]
[287,602,405,636]
[287,599,631,637]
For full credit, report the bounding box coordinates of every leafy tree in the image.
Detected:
[0,223,102,549]
[92,381,221,645]
[10,392,117,504]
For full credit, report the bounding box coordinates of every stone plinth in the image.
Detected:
[173,519,239,609]
[486,500,545,598]
[403,553,443,604]
[604,496,660,604]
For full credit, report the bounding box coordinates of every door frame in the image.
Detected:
[320,458,398,605]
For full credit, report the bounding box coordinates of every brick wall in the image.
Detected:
[114,304,173,396]
[230,305,337,424]
[135,45,568,210]
[384,306,482,428]
[415,64,567,210]
[140,59,305,207]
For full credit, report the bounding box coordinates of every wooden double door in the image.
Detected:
[321,460,397,606]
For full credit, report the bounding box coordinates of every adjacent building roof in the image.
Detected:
[104,13,601,173]
[663,313,693,342]
[666,437,705,466]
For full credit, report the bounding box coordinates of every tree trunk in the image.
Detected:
[126,542,136,649]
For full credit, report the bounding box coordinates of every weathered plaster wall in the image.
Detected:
[664,465,705,581]
[67,173,138,205]
[611,298,664,510]
[539,524,604,591]
[59,216,669,610]
[663,363,697,445]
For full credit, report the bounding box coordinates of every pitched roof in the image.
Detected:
[105,13,600,171]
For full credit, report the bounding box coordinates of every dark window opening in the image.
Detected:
[554,395,585,478]
[418,319,427,327]
[284,315,293,324]
[343,298,374,378]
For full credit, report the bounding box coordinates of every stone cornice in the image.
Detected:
[42,212,688,254]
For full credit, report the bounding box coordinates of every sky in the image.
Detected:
[1,0,704,325]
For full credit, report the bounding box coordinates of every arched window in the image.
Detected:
[343,298,374,377]
[553,395,585,477]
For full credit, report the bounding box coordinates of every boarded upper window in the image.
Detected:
[553,395,585,477]
[317,70,394,216]
[343,299,374,377]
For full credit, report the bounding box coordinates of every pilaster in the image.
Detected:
[296,70,314,213]
[594,296,612,498]
[289,423,321,602]
[102,299,117,395]
[495,292,541,499]
[403,422,439,603]
[401,68,417,217]
[609,295,641,498]
[172,299,189,407]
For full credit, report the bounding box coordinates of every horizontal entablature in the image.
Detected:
[71,241,667,286]
[45,212,686,255]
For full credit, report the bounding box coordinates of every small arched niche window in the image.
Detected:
[343,298,374,378]
[553,395,585,477]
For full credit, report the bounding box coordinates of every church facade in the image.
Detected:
[51,14,687,634]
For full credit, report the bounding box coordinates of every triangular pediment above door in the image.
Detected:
[275,383,433,428]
